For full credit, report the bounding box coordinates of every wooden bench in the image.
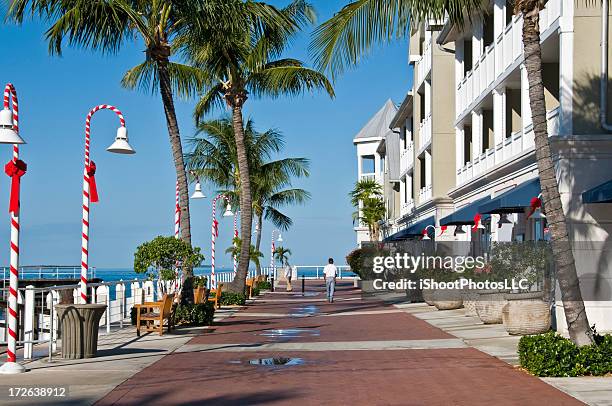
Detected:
[135,293,174,336]
[207,284,223,309]
[245,278,254,298]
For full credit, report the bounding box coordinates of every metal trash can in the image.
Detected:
[54,304,106,359]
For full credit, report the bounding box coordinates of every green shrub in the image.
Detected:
[257,281,272,290]
[174,302,215,326]
[251,286,261,297]
[519,331,612,377]
[220,291,246,306]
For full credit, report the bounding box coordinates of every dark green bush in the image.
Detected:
[174,302,215,326]
[519,331,612,377]
[251,286,261,297]
[257,281,272,290]
[220,291,246,306]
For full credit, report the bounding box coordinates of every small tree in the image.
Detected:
[226,237,264,270]
[274,246,292,266]
[134,236,204,301]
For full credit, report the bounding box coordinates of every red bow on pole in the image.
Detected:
[439,225,448,236]
[213,219,219,237]
[4,159,26,214]
[526,197,542,219]
[87,161,99,203]
[472,213,482,231]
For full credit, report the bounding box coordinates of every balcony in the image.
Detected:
[400,142,414,175]
[456,107,559,185]
[419,184,432,203]
[455,0,561,117]
[418,113,432,153]
[360,173,376,182]
[400,199,415,217]
[416,37,432,87]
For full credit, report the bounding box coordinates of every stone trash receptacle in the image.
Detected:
[54,304,107,359]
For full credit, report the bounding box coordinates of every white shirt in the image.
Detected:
[323,264,337,278]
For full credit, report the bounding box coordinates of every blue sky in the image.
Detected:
[0,1,412,269]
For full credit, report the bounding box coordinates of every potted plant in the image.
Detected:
[498,242,552,335]
[473,261,509,324]
[430,269,463,311]
[134,236,204,303]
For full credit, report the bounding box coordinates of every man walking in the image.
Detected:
[324,258,337,303]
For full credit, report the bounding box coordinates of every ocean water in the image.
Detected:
[94,266,232,282]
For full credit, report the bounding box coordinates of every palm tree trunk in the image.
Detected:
[255,214,263,276]
[157,61,194,302]
[229,103,252,294]
[521,6,592,346]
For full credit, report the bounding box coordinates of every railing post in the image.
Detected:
[23,285,35,359]
[105,286,111,335]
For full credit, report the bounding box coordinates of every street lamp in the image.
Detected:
[529,194,546,219]
[191,180,206,199]
[210,194,232,289]
[422,225,436,240]
[0,83,26,375]
[271,229,282,277]
[79,105,135,304]
[233,211,239,275]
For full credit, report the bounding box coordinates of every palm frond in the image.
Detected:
[194,84,226,124]
[309,0,484,80]
[248,65,335,99]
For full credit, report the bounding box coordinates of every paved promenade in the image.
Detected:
[97,281,583,405]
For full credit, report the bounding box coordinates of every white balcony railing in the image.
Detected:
[456,107,559,185]
[360,173,375,182]
[416,37,432,86]
[418,113,432,152]
[419,184,432,202]
[400,199,415,217]
[400,142,414,175]
[456,0,561,116]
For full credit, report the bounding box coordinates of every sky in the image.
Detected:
[0,1,412,269]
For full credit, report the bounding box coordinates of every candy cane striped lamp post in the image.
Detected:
[271,229,282,279]
[80,105,135,304]
[210,195,233,289]
[175,181,180,238]
[0,83,26,375]
[233,211,239,275]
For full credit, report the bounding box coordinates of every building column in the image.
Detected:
[424,151,432,187]
[494,0,504,38]
[493,87,506,146]
[520,64,532,129]
[472,17,484,65]
[456,126,464,171]
[471,110,482,160]
[559,5,573,136]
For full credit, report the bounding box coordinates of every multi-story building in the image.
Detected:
[356,0,612,331]
[353,99,398,245]
[436,0,612,331]
[384,21,457,240]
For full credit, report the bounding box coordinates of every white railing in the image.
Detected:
[0,278,180,362]
[261,265,354,281]
[418,113,432,152]
[400,199,415,217]
[419,184,432,202]
[360,173,375,182]
[1,266,96,282]
[456,107,560,185]
[400,142,414,175]
[456,0,561,116]
[416,37,432,86]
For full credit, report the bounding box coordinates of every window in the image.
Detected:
[464,39,473,74]
[361,155,375,173]
[463,126,473,164]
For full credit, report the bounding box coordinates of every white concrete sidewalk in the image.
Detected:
[377,291,612,406]
[0,307,241,405]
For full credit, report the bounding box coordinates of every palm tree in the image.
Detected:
[274,246,292,266]
[311,0,592,346]
[226,237,264,270]
[185,117,310,275]
[350,179,385,241]
[6,0,298,293]
[182,1,333,293]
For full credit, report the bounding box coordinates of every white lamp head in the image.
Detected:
[477,222,486,230]
[223,203,234,217]
[191,181,206,199]
[107,126,135,154]
[531,208,546,220]
[277,234,283,242]
[497,213,513,227]
[454,225,466,235]
[0,109,25,144]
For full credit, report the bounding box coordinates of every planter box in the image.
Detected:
[55,304,106,359]
[502,292,551,335]
[432,289,463,310]
[357,280,377,293]
[475,290,508,324]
